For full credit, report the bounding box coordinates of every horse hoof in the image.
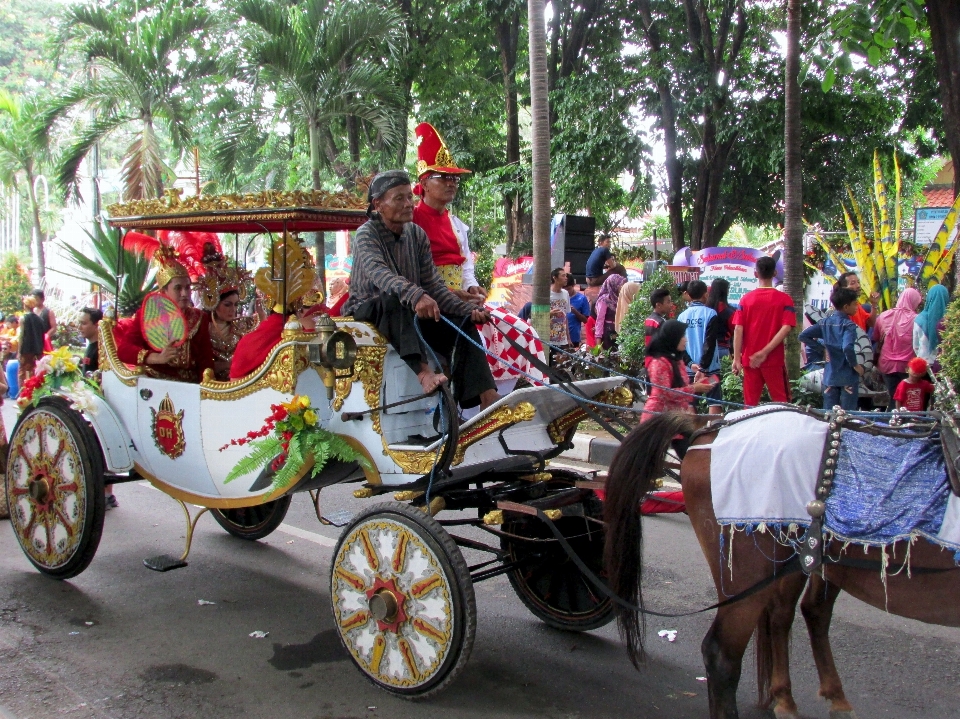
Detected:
[773,706,800,719]
[829,711,859,719]
[773,709,804,719]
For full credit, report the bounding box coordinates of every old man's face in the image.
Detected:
[374,184,415,226]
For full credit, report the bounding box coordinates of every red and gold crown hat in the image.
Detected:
[414,122,472,179]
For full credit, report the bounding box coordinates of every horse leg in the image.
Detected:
[800,574,858,719]
[702,595,771,719]
[758,573,808,719]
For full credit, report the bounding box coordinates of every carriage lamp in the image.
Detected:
[308,315,358,399]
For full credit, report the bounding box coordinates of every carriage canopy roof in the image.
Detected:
[106,189,368,233]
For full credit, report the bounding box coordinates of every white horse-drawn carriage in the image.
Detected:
[6,193,630,696]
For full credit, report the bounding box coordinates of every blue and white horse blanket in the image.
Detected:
[706,407,960,555]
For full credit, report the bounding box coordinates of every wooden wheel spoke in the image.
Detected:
[53,508,76,537]
[9,486,29,497]
[410,573,443,599]
[22,511,38,538]
[359,529,379,572]
[43,517,55,556]
[412,617,446,644]
[55,480,79,494]
[50,438,68,468]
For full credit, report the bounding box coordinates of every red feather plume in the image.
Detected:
[121,231,161,259]
[161,230,223,280]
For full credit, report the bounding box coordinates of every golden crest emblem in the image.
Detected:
[151,394,186,459]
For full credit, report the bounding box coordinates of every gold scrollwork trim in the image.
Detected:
[200,341,309,400]
[99,318,143,387]
[451,402,536,465]
[332,320,387,346]
[546,385,633,443]
[107,189,367,220]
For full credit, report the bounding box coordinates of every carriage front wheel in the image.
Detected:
[6,399,105,579]
[330,502,476,698]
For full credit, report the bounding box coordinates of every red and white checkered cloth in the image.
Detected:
[479,307,547,384]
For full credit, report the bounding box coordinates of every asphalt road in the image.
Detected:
[1,475,959,719]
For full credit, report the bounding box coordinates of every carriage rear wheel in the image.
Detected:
[501,474,613,631]
[330,502,475,698]
[211,495,292,540]
[6,399,105,579]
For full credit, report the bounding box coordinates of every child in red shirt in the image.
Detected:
[892,356,935,411]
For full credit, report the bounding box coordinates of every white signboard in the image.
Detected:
[914,207,951,245]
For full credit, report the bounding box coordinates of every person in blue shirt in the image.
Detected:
[585,236,613,286]
[799,286,865,411]
[565,275,591,346]
[677,280,720,406]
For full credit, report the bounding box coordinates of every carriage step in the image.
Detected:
[320,510,354,527]
[143,554,189,572]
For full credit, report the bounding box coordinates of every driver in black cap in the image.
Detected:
[345,170,500,410]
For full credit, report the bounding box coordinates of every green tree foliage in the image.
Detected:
[939,294,960,390]
[0,90,52,276]
[41,0,217,200]
[0,254,33,317]
[218,0,407,190]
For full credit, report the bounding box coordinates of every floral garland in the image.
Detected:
[220,395,367,492]
[18,347,101,414]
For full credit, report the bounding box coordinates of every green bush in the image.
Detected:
[940,294,960,390]
[618,266,685,364]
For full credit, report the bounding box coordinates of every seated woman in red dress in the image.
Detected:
[115,234,214,382]
[230,235,319,379]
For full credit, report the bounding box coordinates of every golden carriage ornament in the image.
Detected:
[3,190,632,697]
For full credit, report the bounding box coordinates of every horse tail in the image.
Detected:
[603,411,698,668]
[755,606,774,709]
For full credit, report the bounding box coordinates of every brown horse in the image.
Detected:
[603,411,960,719]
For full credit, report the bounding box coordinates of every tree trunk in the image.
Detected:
[636,0,685,251]
[25,166,46,280]
[346,115,361,168]
[926,0,960,199]
[783,0,803,380]
[528,0,552,342]
[497,8,525,255]
[308,120,322,191]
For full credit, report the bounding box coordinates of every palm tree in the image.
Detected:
[527,0,552,341]
[0,90,51,278]
[58,220,155,316]
[231,0,407,191]
[40,0,216,201]
[783,0,803,379]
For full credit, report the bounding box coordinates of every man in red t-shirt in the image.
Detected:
[731,256,796,406]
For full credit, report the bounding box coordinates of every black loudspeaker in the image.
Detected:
[551,214,596,283]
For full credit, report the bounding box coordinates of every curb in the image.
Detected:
[560,433,621,466]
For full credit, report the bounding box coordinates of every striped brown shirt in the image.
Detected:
[344,216,476,317]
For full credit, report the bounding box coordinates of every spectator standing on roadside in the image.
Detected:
[872,287,920,402]
[549,268,572,347]
[1,315,19,367]
[914,283,949,371]
[565,275,590,346]
[677,280,720,406]
[731,256,796,405]
[31,289,56,353]
[594,273,627,349]
[614,282,640,334]
[834,272,879,331]
[701,278,734,415]
[78,307,103,377]
[18,295,46,389]
[644,288,674,347]
[585,236,614,287]
[799,287,864,411]
[642,320,714,418]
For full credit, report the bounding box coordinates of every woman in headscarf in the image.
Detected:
[613,281,640,334]
[873,286,921,400]
[642,319,715,421]
[594,274,628,349]
[914,284,950,371]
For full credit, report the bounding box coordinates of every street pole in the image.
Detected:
[527,0,552,345]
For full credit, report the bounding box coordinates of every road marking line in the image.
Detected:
[277,523,337,547]
[136,481,336,546]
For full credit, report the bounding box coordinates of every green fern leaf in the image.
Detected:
[224,436,282,483]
